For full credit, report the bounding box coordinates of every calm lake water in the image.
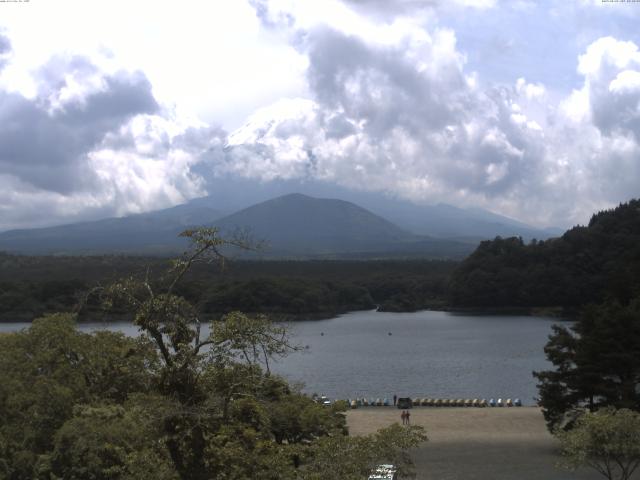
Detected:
[1,310,560,405]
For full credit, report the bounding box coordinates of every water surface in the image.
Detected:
[1,310,559,405]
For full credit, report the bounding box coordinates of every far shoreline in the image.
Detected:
[0,305,574,324]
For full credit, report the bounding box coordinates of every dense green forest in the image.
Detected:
[0,255,455,321]
[449,199,640,310]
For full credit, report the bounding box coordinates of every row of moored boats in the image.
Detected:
[347,397,523,408]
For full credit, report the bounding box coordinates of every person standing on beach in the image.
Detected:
[406,409,411,425]
[393,394,397,406]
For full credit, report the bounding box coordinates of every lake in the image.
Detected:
[1,310,560,405]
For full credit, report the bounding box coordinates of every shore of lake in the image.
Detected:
[346,407,601,480]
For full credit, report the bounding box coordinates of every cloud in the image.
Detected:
[0,55,159,194]
[0,34,9,54]
[0,32,11,71]
[226,1,640,227]
[453,0,496,8]
[576,37,640,142]
[0,47,213,230]
[219,19,552,221]
[1,2,639,232]
[341,0,496,16]
[551,36,640,216]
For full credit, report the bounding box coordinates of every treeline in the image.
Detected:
[0,256,456,321]
[449,199,640,309]
[4,199,638,320]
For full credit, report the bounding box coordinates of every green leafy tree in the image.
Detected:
[534,297,640,430]
[298,423,427,479]
[98,228,320,479]
[267,394,347,445]
[0,227,428,479]
[50,402,177,480]
[557,408,640,480]
[0,313,157,479]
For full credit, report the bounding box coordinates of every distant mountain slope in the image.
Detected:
[0,187,547,258]
[213,193,417,255]
[361,200,556,240]
[186,177,560,241]
[0,203,223,255]
[213,193,474,258]
[0,192,475,258]
[449,199,640,308]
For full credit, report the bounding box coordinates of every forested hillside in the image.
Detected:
[0,256,455,321]
[3,199,638,320]
[449,200,640,309]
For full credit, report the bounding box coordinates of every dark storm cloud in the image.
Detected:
[0,56,159,193]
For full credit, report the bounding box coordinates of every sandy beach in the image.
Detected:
[347,407,607,480]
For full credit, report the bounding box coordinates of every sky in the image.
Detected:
[0,0,639,231]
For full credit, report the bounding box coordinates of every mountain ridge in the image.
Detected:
[214,193,417,256]
[0,190,556,257]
